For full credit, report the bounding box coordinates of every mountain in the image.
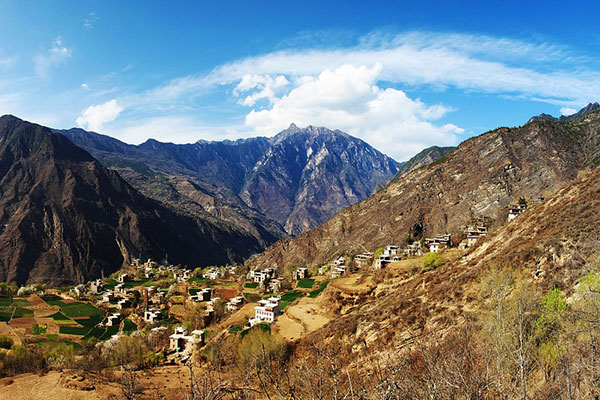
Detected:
[61,124,401,236]
[249,105,600,269]
[393,145,455,177]
[302,151,600,360]
[0,116,271,285]
[528,102,600,123]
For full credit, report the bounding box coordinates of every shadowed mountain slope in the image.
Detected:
[0,116,269,285]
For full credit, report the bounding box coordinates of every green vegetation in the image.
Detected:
[170,295,184,304]
[123,319,137,332]
[32,324,47,335]
[422,252,444,271]
[373,247,384,259]
[50,311,70,320]
[13,298,30,307]
[309,280,330,298]
[12,307,33,318]
[280,290,304,309]
[244,282,259,289]
[59,325,90,335]
[82,327,106,341]
[0,297,13,307]
[41,296,68,307]
[0,335,13,349]
[240,322,271,339]
[243,292,259,302]
[228,324,243,334]
[297,278,315,289]
[99,324,120,340]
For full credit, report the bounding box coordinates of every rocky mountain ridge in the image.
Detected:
[62,124,402,236]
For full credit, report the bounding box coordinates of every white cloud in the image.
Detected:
[33,37,71,77]
[234,74,289,106]
[0,56,15,69]
[244,64,461,160]
[202,31,600,108]
[76,99,123,132]
[81,83,90,90]
[84,13,100,29]
[560,107,577,116]
[73,30,600,160]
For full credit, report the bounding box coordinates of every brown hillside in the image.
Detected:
[301,163,600,355]
[250,111,600,270]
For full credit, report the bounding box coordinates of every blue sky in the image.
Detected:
[1,1,600,160]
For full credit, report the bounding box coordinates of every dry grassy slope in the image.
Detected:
[251,114,600,270]
[300,166,600,356]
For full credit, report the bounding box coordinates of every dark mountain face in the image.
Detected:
[61,124,401,236]
[250,108,600,270]
[0,116,268,285]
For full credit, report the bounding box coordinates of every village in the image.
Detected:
[0,200,532,365]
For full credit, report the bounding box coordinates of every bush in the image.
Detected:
[0,335,13,349]
[237,328,288,371]
[422,253,443,271]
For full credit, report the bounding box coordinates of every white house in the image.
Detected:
[144,309,162,323]
[295,267,308,280]
[375,255,391,269]
[106,312,122,327]
[331,265,347,278]
[403,242,422,257]
[384,245,399,256]
[190,288,211,302]
[508,204,527,221]
[117,298,131,310]
[355,252,374,268]
[90,279,104,293]
[253,297,281,323]
[226,296,244,312]
[425,234,452,253]
[169,326,205,353]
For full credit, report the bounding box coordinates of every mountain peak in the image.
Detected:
[528,102,600,124]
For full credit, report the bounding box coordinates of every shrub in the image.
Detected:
[237,328,288,371]
[422,253,443,271]
[0,335,13,349]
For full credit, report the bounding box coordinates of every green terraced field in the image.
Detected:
[297,278,316,289]
[309,281,330,298]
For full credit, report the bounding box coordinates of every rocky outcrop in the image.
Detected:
[0,116,270,285]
